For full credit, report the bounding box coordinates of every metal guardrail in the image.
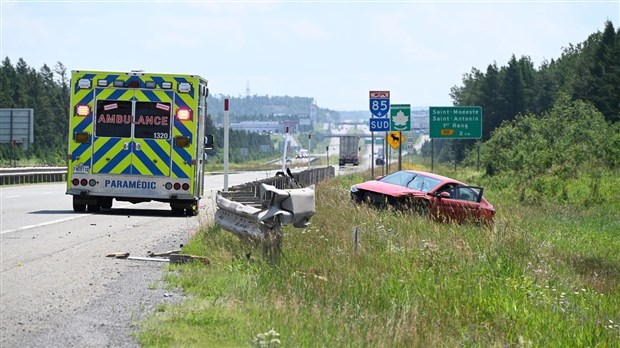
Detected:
[215,166,335,262]
[0,166,336,188]
[218,166,335,203]
[0,167,67,186]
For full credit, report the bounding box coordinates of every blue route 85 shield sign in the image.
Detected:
[369,90,390,117]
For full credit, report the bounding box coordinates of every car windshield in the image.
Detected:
[378,171,441,193]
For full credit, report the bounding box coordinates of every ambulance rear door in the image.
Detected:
[92,87,173,177]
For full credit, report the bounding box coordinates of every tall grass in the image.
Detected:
[138,168,620,347]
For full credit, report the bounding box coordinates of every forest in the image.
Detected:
[0,60,332,165]
[424,20,620,168]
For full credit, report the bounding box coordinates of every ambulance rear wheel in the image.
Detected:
[100,198,113,209]
[87,204,100,213]
[73,199,86,213]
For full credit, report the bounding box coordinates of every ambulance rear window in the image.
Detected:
[134,102,172,139]
[95,100,132,138]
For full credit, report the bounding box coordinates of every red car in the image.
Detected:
[350,170,495,223]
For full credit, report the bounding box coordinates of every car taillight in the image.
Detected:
[182,183,189,190]
[80,179,88,186]
[173,183,181,190]
[72,178,79,186]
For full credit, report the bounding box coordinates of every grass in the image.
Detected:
[138,164,620,347]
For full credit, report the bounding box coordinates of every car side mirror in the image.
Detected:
[438,191,451,199]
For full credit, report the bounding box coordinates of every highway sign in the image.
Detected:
[390,104,410,131]
[369,91,390,117]
[369,118,390,132]
[429,106,482,139]
[387,131,405,149]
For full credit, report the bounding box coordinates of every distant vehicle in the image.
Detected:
[375,154,385,166]
[339,136,361,166]
[350,170,495,223]
[296,149,309,158]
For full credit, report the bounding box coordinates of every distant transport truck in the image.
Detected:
[339,135,361,166]
[66,70,213,216]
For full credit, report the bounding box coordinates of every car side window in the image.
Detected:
[439,186,480,202]
[457,187,479,202]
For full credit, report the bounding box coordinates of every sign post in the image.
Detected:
[390,104,410,170]
[223,99,230,191]
[369,91,390,177]
[429,106,482,170]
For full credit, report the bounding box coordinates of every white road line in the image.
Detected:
[0,203,137,235]
[1,215,88,235]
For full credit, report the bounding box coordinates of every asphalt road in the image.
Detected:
[0,171,277,348]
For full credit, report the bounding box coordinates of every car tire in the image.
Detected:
[413,199,430,216]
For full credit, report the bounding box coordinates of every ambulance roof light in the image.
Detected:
[78,78,91,89]
[162,81,172,89]
[145,81,156,89]
[178,82,191,93]
[113,80,125,87]
[97,79,108,87]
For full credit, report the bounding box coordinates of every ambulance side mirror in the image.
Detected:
[204,135,214,150]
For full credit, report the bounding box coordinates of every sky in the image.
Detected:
[1,0,619,111]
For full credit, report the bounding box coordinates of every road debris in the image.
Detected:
[106,252,129,259]
[106,249,210,264]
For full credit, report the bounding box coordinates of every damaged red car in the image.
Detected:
[350,170,495,223]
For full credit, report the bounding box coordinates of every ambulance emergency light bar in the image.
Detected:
[83,77,175,89]
[78,78,91,89]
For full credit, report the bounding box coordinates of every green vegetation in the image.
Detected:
[0,58,338,166]
[428,20,620,165]
[138,164,619,346]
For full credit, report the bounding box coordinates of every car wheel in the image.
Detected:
[413,199,430,216]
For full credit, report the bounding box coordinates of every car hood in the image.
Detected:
[354,180,425,197]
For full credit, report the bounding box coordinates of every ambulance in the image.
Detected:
[66,70,213,216]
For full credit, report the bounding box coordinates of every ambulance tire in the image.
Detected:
[171,208,184,216]
[73,202,86,213]
[100,198,113,209]
[87,204,100,213]
[185,207,198,216]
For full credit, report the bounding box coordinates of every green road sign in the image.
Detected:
[429,106,482,139]
[390,104,410,132]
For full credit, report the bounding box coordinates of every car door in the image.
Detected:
[436,186,484,222]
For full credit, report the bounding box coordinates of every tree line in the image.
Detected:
[425,20,620,167]
[0,59,330,165]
